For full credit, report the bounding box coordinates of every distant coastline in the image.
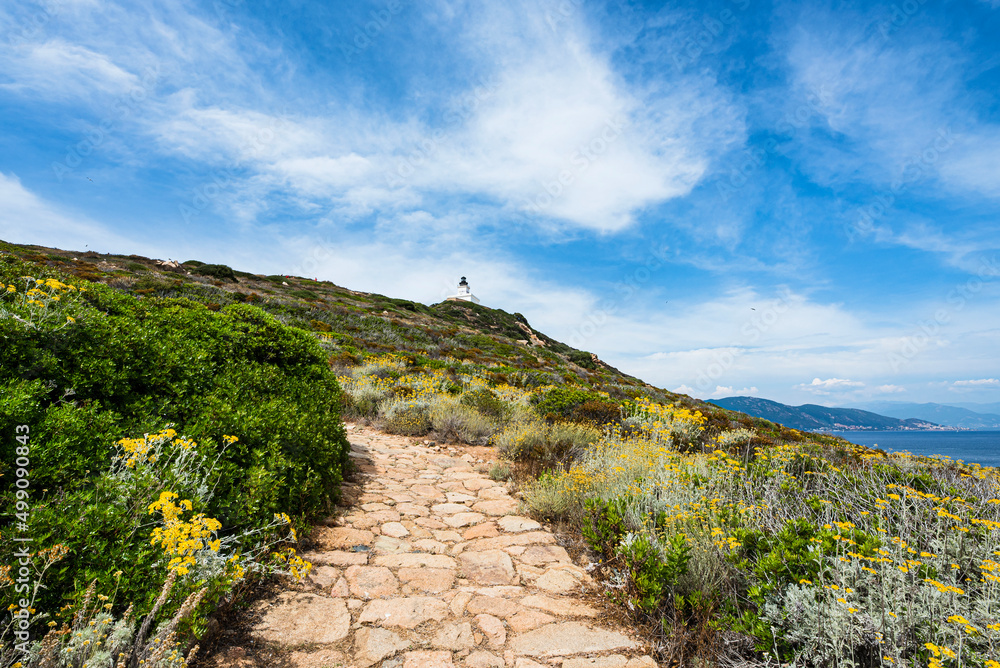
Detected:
[814,425,967,432]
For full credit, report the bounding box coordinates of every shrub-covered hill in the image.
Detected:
[0,239,815,447]
[10,239,999,668]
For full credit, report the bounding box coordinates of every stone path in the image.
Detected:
[205,425,656,668]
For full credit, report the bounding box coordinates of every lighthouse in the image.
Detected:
[448,276,480,304]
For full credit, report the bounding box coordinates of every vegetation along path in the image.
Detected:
[204,424,658,668]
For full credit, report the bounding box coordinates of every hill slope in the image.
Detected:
[709,396,945,431]
[0,238,844,446]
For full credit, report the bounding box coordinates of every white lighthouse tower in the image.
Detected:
[448,276,480,304]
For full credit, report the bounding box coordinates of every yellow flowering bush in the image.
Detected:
[524,417,1000,665]
[0,275,85,330]
[148,491,223,576]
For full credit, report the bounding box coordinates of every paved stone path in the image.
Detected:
[206,425,656,668]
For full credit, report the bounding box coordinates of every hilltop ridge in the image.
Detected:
[710,395,947,431]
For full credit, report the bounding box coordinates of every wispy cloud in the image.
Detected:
[952,378,1000,387]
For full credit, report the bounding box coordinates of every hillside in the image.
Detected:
[846,401,1000,430]
[709,396,945,431]
[0,238,802,441]
[7,238,1000,667]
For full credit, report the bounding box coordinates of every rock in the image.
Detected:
[474,614,506,648]
[316,527,375,550]
[331,577,351,597]
[519,546,571,566]
[460,551,518,586]
[496,516,541,533]
[433,503,475,515]
[373,536,412,554]
[287,648,348,668]
[375,553,458,569]
[562,657,628,668]
[463,523,500,540]
[307,565,341,588]
[507,610,555,633]
[465,596,518,619]
[465,533,556,551]
[534,568,582,595]
[626,658,657,668]
[302,550,368,567]
[398,503,432,517]
[369,510,403,524]
[446,492,478,503]
[354,627,411,668]
[359,597,449,629]
[413,539,450,554]
[404,650,455,668]
[513,659,546,668]
[462,479,496,491]
[433,621,476,650]
[351,515,381,530]
[450,590,473,617]
[416,517,449,530]
[251,592,350,645]
[383,522,411,538]
[398,567,457,593]
[444,513,487,528]
[466,651,505,668]
[477,486,511,499]
[345,565,399,599]
[519,595,598,618]
[410,485,446,499]
[434,530,464,543]
[471,500,518,516]
[509,622,638,657]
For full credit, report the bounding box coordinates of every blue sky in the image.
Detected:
[2,0,999,407]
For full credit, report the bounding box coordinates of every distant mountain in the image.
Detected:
[951,402,1000,416]
[845,401,1000,430]
[709,396,946,432]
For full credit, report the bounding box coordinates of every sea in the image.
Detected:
[827,430,1000,469]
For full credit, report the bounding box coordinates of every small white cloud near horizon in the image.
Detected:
[796,377,866,394]
[876,384,906,394]
[951,378,1000,388]
[709,385,759,399]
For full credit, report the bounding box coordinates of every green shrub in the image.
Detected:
[0,260,350,623]
[531,387,608,419]
[493,420,599,466]
[570,399,621,426]
[567,349,596,370]
[429,398,496,444]
[488,461,512,481]
[459,387,510,421]
[192,263,236,281]
[381,399,432,436]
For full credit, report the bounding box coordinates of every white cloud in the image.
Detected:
[709,385,758,399]
[876,384,906,394]
[953,378,1000,387]
[0,39,140,100]
[796,377,865,394]
[778,7,1000,203]
[133,1,744,233]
